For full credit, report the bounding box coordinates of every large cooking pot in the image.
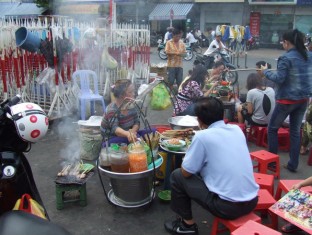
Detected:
[168,115,199,130]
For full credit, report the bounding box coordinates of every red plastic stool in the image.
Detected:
[229,122,247,136]
[150,124,171,133]
[247,126,267,146]
[255,189,278,229]
[231,220,282,235]
[210,212,261,235]
[253,172,274,195]
[261,128,290,151]
[275,179,312,200]
[250,150,280,179]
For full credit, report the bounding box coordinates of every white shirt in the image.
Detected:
[186,32,197,44]
[164,31,170,44]
[204,39,226,56]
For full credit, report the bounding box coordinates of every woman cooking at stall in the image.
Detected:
[100,79,140,146]
[173,63,224,116]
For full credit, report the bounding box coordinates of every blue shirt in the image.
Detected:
[182,121,259,202]
[264,48,312,100]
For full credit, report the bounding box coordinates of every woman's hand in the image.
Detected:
[292,182,302,190]
[127,129,138,143]
[260,63,268,70]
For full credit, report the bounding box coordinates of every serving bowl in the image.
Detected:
[162,139,186,151]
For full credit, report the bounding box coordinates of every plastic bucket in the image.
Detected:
[15,27,41,53]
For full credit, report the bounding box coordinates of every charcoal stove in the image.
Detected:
[54,171,94,210]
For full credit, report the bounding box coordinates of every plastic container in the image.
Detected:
[110,149,129,173]
[15,27,41,53]
[128,145,147,173]
[79,130,102,161]
[78,116,103,161]
[99,147,111,168]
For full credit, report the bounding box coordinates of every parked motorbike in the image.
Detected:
[157,39,194,61]
[246,36,259,50]
[0,95,70,235]
[194,48,238,85]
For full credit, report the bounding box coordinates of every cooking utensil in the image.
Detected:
[168,115,199,130]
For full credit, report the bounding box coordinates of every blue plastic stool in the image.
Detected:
[72,70,106,120]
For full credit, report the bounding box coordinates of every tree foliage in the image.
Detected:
[34,0,50,8]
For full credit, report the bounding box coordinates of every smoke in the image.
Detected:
[56,118,80,167]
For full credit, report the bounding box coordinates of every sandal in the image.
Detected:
[300,146,308,155]
[281,223,302,233]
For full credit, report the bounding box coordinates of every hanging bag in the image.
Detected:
[150,83,171,110]
[13,193,47,220]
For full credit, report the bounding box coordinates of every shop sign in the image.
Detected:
[250,12,261,37]
[297,0,312,5]
[249,0,296,5]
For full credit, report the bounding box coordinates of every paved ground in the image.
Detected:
[27,48,312,235]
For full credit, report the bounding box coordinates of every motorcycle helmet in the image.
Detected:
[8,102,49,143]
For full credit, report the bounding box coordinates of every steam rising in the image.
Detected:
[56,118,80,167]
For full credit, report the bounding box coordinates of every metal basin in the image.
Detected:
[168,115,199,130]
[98,157,163,206]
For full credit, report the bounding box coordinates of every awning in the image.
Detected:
[149,3,194,21]
[0,3,47,19]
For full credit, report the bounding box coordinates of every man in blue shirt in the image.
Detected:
[164,97,259,235]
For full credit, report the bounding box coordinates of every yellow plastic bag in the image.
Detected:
[150,83,171,110]
[13,193,47,220]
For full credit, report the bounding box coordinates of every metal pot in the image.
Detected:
[168,115,199,130]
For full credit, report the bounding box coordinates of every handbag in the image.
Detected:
[13,193,47,220]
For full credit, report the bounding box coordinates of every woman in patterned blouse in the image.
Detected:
[173,64,219,116]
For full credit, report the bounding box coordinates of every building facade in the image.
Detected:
[52,0,312,46]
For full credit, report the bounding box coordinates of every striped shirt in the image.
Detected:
[101,102,140,137]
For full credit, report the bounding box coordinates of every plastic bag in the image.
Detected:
[150,83,171,110]
[13,194,47,220]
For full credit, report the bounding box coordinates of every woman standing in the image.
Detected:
[261,29,312,172]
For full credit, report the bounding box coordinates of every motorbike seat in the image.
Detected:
[0,211,71,235]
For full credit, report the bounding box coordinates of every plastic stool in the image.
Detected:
[72,70,106,120]
[247,126,267,146]
[250,150,280,178]
[255,189,278,229]
[253,172,274,195]
[261,128,290,151]
[231,220,282,235]
[228,122,246,137]
[275,179,312,200]
[210,212,261,235]
[55,183,87,210]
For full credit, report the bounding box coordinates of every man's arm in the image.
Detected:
[181,166,192,178]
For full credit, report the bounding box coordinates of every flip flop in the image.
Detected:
[300,147,308,155]
[281,223,302,233]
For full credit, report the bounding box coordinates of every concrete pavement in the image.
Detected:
[27,48,311,235]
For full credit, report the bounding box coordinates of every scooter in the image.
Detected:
[0,95,70,235]
[157,39,194,61]
[194,48,238,85]
[246,36,259,50]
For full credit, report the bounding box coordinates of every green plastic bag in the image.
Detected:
[150,83,171,110]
